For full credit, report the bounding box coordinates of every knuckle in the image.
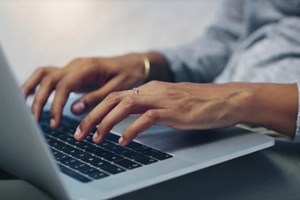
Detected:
[51,98,64,109]
[147,80,160,86]
[106,92,120,101]
[40,75,55,86]
[71,57,83,63]
[32,101,39,111]
[34,68,46,76]
[32,94,42,104]
[81,114,97,129]
[88,57,98,64]
[100,118,113,130]
[85,114,94,124]
[55,80,68,91]
[123,96,135,107]
[32,103,41,116]
[69,57,89,66]
[145,110,159,122]
[34,66,55,75]
[145,80,166,89]
[178,82,188,87]
[85,93,103,107]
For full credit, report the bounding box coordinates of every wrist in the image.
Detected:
[235,83,298,136]
[139,51,173,82]
[232,83,262,125]
[221,83,258,126]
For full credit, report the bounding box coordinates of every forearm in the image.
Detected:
[236,83,298,137]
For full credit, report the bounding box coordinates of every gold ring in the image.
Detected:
[132,87,139,95]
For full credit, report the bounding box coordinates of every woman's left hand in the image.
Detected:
[73,81,250,146]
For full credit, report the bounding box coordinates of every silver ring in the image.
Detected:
[132,87,139,95]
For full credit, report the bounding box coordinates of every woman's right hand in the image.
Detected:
[21,53,148,129]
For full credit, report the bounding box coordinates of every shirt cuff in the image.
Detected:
[293,80,300,142]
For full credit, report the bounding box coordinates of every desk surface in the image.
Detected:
[1,138,300,200]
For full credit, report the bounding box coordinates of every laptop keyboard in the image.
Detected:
[39,112,173,183]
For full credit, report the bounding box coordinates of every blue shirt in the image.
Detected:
[158,0,300,139]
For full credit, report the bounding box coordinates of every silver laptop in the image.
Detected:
[0,46,274,200]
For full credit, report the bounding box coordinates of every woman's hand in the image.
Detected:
[22,54,148,128]
[74,81,252,146]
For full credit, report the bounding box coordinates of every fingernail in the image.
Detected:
[73,102,85,113]
[118,137,126,146]
[93,131,99,142]
[74,127,82,138]
[50,118,56,128]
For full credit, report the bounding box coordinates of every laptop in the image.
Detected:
[0,45,274,200]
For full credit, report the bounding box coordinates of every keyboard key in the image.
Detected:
[69,149,84,156]
[76,141,92,150]
[134,157,158,165]
[114,159,142,170]
[61,116,81,127]
[78,166,99,175]
[88,171,109,180]
[72,151,90,160]
[51,140,65,148]
[45,135,56,146]
[41,111,51,120]
[61,126,77,134]
[120,151,145,160]
[143,149,173,160]
[58,164,91,183]
[84,135,94,142]
[60,158,80,166]
[64,137,80,145]
[101,152,124,162]
[100,164,126,174]
[87,147,113,158]
[54,133,71,140]
[72,163,89,171]
[106,133,120,143]
[97,140,116,149]
[113,148,131,156]
[52,150,71,162]
[55,144,73,152]
[81,156,110,168]
[126,141,142,149]
[40,124,52,133]
[131,145,151,152]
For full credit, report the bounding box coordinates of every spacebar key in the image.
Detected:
[58,164,92,183]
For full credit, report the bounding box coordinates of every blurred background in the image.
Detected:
[0,0,219,84]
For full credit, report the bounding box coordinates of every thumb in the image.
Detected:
[71,91,103,115]
[71,77,124,115]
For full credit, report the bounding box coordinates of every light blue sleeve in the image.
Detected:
[157,0,245,83]
[294,81,300,142]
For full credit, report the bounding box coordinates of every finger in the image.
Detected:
[50,76,76,128]
[93,95,145,143]
[74,90,129,141]
[22,67,57,98]
[71,76,125,115]
[31,74,60,121]
[119,109,169,146]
